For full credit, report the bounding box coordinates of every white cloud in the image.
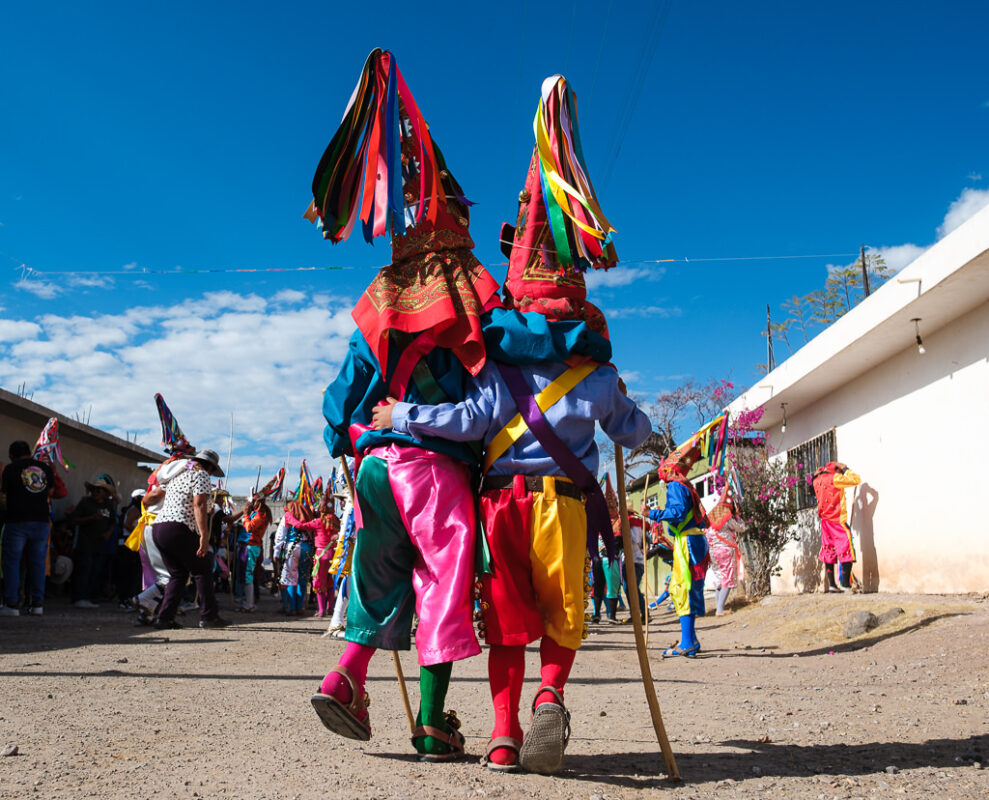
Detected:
[871,243,926,273]
[13,277,60,299]
[0,319,42,342]
[271,288,307,305]
[603,305,680,319]
[938,187,989,238]
[585,265,664,290]
[968,172,983,182]
[123,262,138,270]
[0,291,357,494]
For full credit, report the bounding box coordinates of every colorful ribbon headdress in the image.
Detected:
[305,48,470,244]
[502,75,616,328]
[295,460,317,516]
[532,75,617,269]
[661,411,730,481]
[34,417,73,470]
[305,47,500,378]
[257,467,286,500]
[154,393,194,455]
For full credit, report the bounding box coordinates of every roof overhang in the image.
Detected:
[0,387,164,463]
[730,204,989,429]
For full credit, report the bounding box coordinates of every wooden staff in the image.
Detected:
[338,455,416,734]
[615,444,681,780]
[641,472,651,647]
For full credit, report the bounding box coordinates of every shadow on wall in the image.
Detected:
[853,482,880,592]
[790,508,822,593]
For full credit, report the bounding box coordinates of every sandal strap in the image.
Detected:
[412,724,465,753]
[327,665,367,717]
[485,736,521,758]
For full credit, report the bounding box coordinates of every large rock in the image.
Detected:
[844,610,879,638]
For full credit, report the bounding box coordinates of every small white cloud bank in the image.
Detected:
[938,187,989,239]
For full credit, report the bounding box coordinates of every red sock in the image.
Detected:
[537,635,576,706]
[487,644,526,765]
[320,641,376,701]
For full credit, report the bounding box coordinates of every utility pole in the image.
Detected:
[766,303,776,374]
[860,243,871,297]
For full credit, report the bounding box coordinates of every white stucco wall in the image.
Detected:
[765,300,989,594]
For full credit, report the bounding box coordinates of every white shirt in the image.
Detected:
[155,468,212,529]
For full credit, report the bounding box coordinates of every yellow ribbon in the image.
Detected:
[483,363,597,472]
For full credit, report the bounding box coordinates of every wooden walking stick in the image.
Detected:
[641,472,651,647]
[338,455,416,734]
[615,444,681,780]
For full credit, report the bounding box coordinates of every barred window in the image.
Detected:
[788,429,837,510]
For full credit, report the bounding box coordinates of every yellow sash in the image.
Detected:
[124,505,156,552]
[483,363,597,472]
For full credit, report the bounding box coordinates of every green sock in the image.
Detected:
[415,661,454,755]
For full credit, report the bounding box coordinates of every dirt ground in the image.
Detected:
[1,591,986,800]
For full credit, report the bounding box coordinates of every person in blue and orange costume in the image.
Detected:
[306,49,502,762]
[812,461,862,592]
[237,494,271,612]
[372,74,651,775]
[647,440,711,657]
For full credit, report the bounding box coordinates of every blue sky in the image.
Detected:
[2,2,987,492]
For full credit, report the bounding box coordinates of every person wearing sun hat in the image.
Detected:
[373,74,651,774]
[69,473,118,609]
[145,449,229,630]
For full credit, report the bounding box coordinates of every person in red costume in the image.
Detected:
[812,461,862,592]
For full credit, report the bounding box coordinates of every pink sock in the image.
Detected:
[487,644,526,765]
[316,594,326,616]
[537,635,576,705]
[320,641,376,700]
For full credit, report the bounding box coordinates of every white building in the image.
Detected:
[729,204,989,595]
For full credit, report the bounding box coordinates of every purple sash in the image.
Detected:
[495,362,615,559]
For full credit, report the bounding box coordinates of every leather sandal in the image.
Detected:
[481,736,522,772]
[519,686,571,774]
[310,665,372,741]
[411,710,466,762]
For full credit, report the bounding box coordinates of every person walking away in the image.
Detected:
[1,440,67,616]
[145,450,228,629]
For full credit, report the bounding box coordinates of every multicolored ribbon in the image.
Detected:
[532,75,617,269]
[305,48,469,244]
[33,418,73,470]
[154,393,194,455]
[257,467,286,500]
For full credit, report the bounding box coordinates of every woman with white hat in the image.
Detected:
[145,449,229,630]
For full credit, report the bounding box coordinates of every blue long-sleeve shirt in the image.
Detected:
[391,360,651,477]
[322,331,477,465]
[648,481,702,533]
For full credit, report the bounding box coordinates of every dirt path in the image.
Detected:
[1,592,986,799]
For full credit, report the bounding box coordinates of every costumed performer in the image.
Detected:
[812,461,861,592]
[288,481,341,618]
[325,477,356,637]
[308,49,500,761]
[276,497,316,616]
[373,74,651,774]
[647,440,711,657]
[702,491,744,616]
[237,495,271,612]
